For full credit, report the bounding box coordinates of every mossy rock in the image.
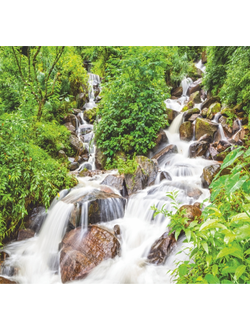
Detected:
[179,122,193,141]
[165,108,179,124]
[181,101,194,112]
[221,107,235,117]
[201,107,209,118]
[84,108,97,124]
[195,118,218,140]
[183,108,200,121]
[207,102,221,120]
[189,91,201,104]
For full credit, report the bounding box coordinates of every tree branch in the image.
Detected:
[45,46,65,96]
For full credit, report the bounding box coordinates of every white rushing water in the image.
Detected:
[1,71,218,284]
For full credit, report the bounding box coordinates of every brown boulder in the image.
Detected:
[64,114,77,128]
[60,226,120,283]
[17,229,35,241]
[231,128,245,143]
[147,232,176,265]
[64,122,76,134]
[183,108,200,122]
[233,120,241,134]
[201,164,221,188]
[179,205,202,222]
[0,276,17,284]
[195,118,218,140]
[198,134,213,143]
[179,121,193,141]
[69,135,86,156]
[187,78,202,96]
[95,147,107,170]
[148,129,169,157]
[165,108,179,125]
[189,141,210,158]
[188,114,200,122]
[101,174,125,194]
[219,116,233,137]
[152,145,178,164]
[189,91,201,104]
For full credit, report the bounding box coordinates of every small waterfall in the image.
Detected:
[80,201,89,234]
[181,77,193,96]
[213,112,227,141]
[168,113,183,135]
[195,59,206,73]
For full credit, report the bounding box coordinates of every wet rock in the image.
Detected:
[165,108,179,125]
[231,128,245,143]
[202,51,207,64]
[189,91,201,104]
[17,229,35,241]
[84,108,97,124]
[179,205,202,222]
[201,96,220,110]
[171,86,183,98]
[74,154,89,164]
[219,116,233,137]
[213,150,229,161]
[187,78,202,96]
[179,121,193,141]
[201,164,221,188]
[72,109,82,116]
[0,276,17,284]
[189,141,210,158]
[69,162,79,171]
[78,169,105,178]
[77,114,84,125]
[124,156,159,195]
[193,202,201,209]
[95,147,107,170]
[58,150,67,159]
[148,129,168,157]
[188,114,200,122]
[233,120,241,134]
[60,225,120,283]
[152,145,178,164]
[207,102,221,120]
[216,140,231,153]
[101,175,124,194]
[195,118,218,140]
[27,206,47,233]
[64,122,76,134]
[64,113,77,128]
[181,101,194,112]
[198,134,213,143]
[209,145,218,159]
[159,171,172,182]
[69,135,86,156]
[113,225,121,237]
[82,132,93,143]
[63,189,126,226]
[147,232,176,265]
[200,89,207,101]
[183,108,200,122]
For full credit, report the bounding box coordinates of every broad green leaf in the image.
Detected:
[212,264,218,276]
[185,229,191,242]
[200,219,227,231]
[235,265,246,280]
[206,255,212,267]
[202,242,209,254]
[179,264,188,276]
[244,148,250,158]
[228,174,249,194]
[221,280,233,284]
[221,148,244,170]
[244,248,250,256]
[230,213,250,223]
[235,225,250,240]
[242,181,250,194]
[217,246,243,260]
[205,273,220,284]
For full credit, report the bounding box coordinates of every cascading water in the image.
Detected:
[1,64,219,284]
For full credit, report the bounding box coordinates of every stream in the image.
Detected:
[1,67,219,284]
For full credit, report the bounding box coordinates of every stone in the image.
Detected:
[198,134,213,143]
[113,225,121,237]
[195,118,218,140]
[179,121,193,141]
[216,140,231,153]
[201,96,220,110]
[69,135,85,156]
[179,205,202,222]
[152,145,178,164]
[95,147,107,170]
[17,229,35,241]
[147,232,176,265]
[27,206,47,233]
[58,150,67,159]
[221,107,235,117]
[63,113,77,128]
[187,78,202,96]
[79,124,93,135]
[193,202,201,209]
[171,86,183,98]
[165,108,179,125]
[189,141,210,158]
[219,116,233,137]
[231,128,245,143]
[188,114,200,122]
[201,107,209,118]
[64,122,75,134]
[0,276,17,284]
[202,51,207,64]
[63,189,126,227]
[189,91,201,104]
[183,108,200,122]
[207,102,221,120]
[201,164,221,188]
[233,120,241,134]
[159,171,172,182]
[101,175,124,194]
[69,162,79,171]
[83,108,97,124]
[148,129,169,158]
[82,132,93,143]
[60,226,120,283]
[72,109,82,116]
[181,101,194,112]
[124,156,159,195]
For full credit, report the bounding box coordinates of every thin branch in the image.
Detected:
[32,46,43,99]
[45,46,65,96]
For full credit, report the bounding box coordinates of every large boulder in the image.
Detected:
[147,232,176,265]
[179,205,202,222]
[201,164,221,188]
[183,108,200,122]
[152,145,178,164]
[148,129,169,157]
[0,276,17,284]
[187,78,202,96]
[101,174,125,195]
[95,147,107,170]
[17,229,35,241]
[230,127,245,143]
[64,122,76,134]
[207,102,221,120]
[69,135,86,156]
[165,108,179,125]
[69,162,79,171]
[62,189,126,227]
[124,156,158,195]
[195,118,218,140]
[179,121,193,141]
[201,107,209,118]
[60,226,120,283]
[201,96,220,110]
[188,114,200,122]
[189,141,210,158]
[27,206,47,233]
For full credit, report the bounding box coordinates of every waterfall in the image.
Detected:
[1,72,215,284]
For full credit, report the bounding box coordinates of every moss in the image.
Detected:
[84,108,97,123]
[207,102,221,119]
